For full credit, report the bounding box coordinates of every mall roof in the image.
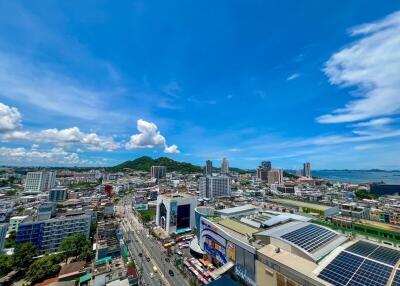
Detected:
[257,221,347,262]
[316,240,400,286]
[262,213,312,227]
[271,198,333,211]
[215,204,260,215]
[217,219,259,236]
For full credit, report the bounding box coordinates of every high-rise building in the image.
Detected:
[303,162,311,178]
[205,160,213,176]
[199,175,231,199]
[24,171,56,193]
[267,169,283,185]
[261,161,272,170]
[151,166,166,179]
[221,157,229,174]
[257,161,272,181]
[49,187,68,202]
[16,214,91,254]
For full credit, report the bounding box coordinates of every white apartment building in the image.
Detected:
[199,175,231,199]
[24,171,56,193]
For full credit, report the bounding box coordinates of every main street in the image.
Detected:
[117,199,190,286]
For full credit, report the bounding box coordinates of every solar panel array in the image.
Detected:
[318,241,400,286]
[392,270,400,286]
[346,259,392,286]
[281,224,337,253]
[318,252,364,286]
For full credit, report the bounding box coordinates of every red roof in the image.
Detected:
[127,266,138,278]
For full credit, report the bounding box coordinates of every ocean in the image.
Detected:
[312,170,400,184]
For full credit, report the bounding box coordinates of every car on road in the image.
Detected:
[146,257,150,262]
[168,270,174,277]
[138,253,143,257]
[165,257,170,263]
[176,250,183,256]
[150,273,154,279]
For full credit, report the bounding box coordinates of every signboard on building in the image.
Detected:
[134,204,148,211]
[170,201,177,227]
[227,241,236,262]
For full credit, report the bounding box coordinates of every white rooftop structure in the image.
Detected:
[215,204,260,217]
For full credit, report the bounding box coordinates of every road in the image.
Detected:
[120,222,164,286]
[117,199,190,286]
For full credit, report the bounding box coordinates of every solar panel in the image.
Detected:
[347,260,392,286]
[345,240,379,257]
[392,269,400,286]
[368,246,400,266]
[318,252,364,286]
[281,224,337,253]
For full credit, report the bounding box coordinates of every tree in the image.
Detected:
[59,234,93,262]
[355,189,377,200]
[0,255,12,276]
[26,254,62,284]
[13,242,38,270]
[4,230,16,248]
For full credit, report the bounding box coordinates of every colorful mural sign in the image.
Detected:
[170,201,177,227]
[227,241,236,262]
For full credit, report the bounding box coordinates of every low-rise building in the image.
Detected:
[156,193,197,234]
[270,198,339,218]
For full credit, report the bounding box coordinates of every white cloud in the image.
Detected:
[312,129,400,145]
[318,11,400,123]
[0,146,90,165]
[126,119,179,153]
[287,73,300,81]
[126,119,166,149]
[0,102,119,151]
[34,127,120,151]
[0,102,22,132]
[350,117,395,127]
[164,144,180,154]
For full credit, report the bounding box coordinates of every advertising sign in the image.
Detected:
[227,241,236,262]
[170,201,177,227]
[134,204,148,211]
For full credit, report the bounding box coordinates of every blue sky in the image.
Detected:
[0,1,399,169]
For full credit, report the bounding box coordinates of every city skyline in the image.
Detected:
[0,2,399,169]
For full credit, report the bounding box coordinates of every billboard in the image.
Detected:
[134,204,148,211]
[170,201,177,227]
[227,241,236,262]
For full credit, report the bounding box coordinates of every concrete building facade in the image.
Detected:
[199,175,231,200]
[150,166,166,179]
[156,193,197,234]
[16,214,91,254]
[24,171,56,193]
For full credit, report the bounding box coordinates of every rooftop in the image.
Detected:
[215,204,260,215]
[217,219,258,236]
[271,198,333,211]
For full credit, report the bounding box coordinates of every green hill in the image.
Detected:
[113,156,291,176]
[112,156,202,174]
